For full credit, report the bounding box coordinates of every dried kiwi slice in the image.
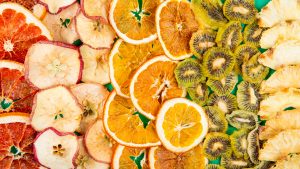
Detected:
[221,150,252,169]
[207,93,237,114]
[234,44,260,74]
[207,72,238,96]
[203,132,231,160]
[205,164,225,169]
[223,0,258,24]
[242,53,269,83]
[190,29,217,59]
[187,83,209,106]
[247,127,260,165]
[250,161,275,169]
[244,22,265,47]
[237,81,261,113]
[204,106,228,133]
[202,47,235,80]
[230,129,249,159]
[174,58,205,88]
[216,21,243,51]
[226,110,258,129]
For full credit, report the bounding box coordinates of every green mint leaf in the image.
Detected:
[0,99,12,110]
[133,112,150,129]
[72,39,83,46]
[60,18,71,28]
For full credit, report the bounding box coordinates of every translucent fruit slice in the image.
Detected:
[130,56,186,119]
[33,127,78,169]
[31,86,83,132]
[0,112,40,169]
[0,0,38,10]
[109,0,160,44]
[76,11,115,49]
[0,60,38,113]
[109,39,164,98]
[80,45,111,85]
[25,41,82,89]
[103,91,161,147]
[156,98,208,153]
[0,2,52,63]
[38,0,77,14]
[32,4,47,19]
[156,0,199,60]
[81,0,111,21]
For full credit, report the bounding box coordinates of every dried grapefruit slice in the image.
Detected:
[109,39,164,98]
[0,0,37,10]
[25,41,82,89]
[156,98,208,152]
[0,112,40,169]
[130,56,186,119]
[156,0,199,60]
[109,0,161,44]
[81,0,111,22]
[0,60,37,113]
[0,2,52,63]
[38,0,77,14]
[103,91,161,147]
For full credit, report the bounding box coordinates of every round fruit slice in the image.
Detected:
[0,60,38,113]
[76,11,115,49]
[109,0,160,44]
[112,145,149,169]
[148,145,206,169]
[0,2,52,63]
[156,98,208,153]
[81,0,111,22]
[80,45,111,85]
[0,0,38,10]
[103,91,161,147]
[109,39,164,97]
[0,112,40,169]
[84,120,113,163]
[38,0,77,14]
[42,3,80,44]
[25,41,82,89]
[30,86,83,132]
[130,56,186,119]
[76,137,110,169]
[156,0,199,60]
[33,127,78,169]
[70,83,109,133]
[32,4,47,20]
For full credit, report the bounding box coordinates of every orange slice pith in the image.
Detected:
[0,3,52,63]
[103,91,161,147]
[109,39,164,98]
[109,0,161,44]
[0,60,37,113]
[156,0,199,60]
[130,56,185,119]
[0,112,40,169]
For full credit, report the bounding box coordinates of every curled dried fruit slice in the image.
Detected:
[33,127,78,169]
[31,86,83,132]
[81,0,110,21]
[272,154,300,169]
[25,41,82,89]
[32,4,47,19]
[38,0,77,14]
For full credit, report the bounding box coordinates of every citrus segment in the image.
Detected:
[109,39,164,97]
[109,0,160,44]
[156,98,208,152]
[103,91,161,147]
[0,3,52,63]
[130,56,185,119]
[156,0,199,60]
[38,0,76,14]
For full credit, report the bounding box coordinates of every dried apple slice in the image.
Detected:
[75,11,116,49]
[33,127,78,169]
[31,86,83,132]
[70,83,109,133]
[81,0,111,22]
[38,0,77,14]
[80,45,110,85]
[25,41,82,89]
[42,3,80,44]
[32,4,47,20]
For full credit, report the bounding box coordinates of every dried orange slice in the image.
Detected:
[109,39,164,98]
[148,145,206,169]
[130,56,186,119]
[156,98,208,152]
[156,0,199,60]
[0,3,52,63]
[0,112,40,168]
[109,0,161,44]
[103,91,161,147]
[0,60,37,113]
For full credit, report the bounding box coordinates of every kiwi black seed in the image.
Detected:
[203,132,231,160]
[216,21,243,51]
[226,110,258,129]
[187,83,209,106]
[205,164,226,169]
[223,0,258,24]
[230,129,250,159]
[234,44,260,74]
[202,47,236,80]
[204,106,228,133]
[237,81,261,113]
[247,127,260,165]
[207,72,238,96]
[207,93,237,114]
[242,53,269,83]
[190,29,217,59]
[221,150,253,169]
[244,22,266,47]
[250,161,275,169]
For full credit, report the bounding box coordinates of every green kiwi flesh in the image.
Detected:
[234,44,260,74]
[226,110,258,129]
[242,53,269,83]
[207,72,238,96]
[247,127,260,165]
[203,132,231,160]
[207,93,237,114]
[244,22,265,47]
[237,81,261,113]
[190,29,217,59]
[216,21,243,51]
[205,164,226,169]
[187,83,209,106]
[249,161,275,169]
[230,129,249,159]
[204,106,228,133]
[221,150,252,169]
